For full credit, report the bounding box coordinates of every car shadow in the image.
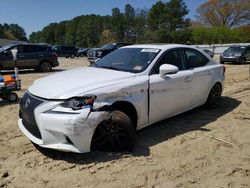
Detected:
[35,96,240,164]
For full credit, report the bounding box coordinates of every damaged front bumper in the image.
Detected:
[18,93,107,153]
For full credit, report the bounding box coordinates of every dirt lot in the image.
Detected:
[0,57,250,188]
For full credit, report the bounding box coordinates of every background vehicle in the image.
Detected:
[78,48,89,57]
[18,44,225,153]
[203,49,214,58]
[220,45,250,64]
[52,45,78,58]
[0,44,59,72]
[87,42,131,64]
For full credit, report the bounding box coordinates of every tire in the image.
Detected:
[7,93,18,102]
[91,111,135,152]
[39,62,52,72]
[206,84,222,109]
[241,58,246,64]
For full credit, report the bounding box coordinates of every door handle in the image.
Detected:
[208,70,213,75]
[18,55,24,58]
[184,76,192,82]
[38,55,44,57]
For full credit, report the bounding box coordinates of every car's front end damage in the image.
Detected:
[18,67,149,153]
[18,92,110,153]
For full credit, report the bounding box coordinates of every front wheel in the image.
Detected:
[206,84,222,109]
[7,93,18,102]
[39,62,52,72]
[91,111,135,152]
[241,58,246,64]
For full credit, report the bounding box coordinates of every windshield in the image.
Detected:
[93,48,160,73]
[101,43,116,50]
[226,46,245,53]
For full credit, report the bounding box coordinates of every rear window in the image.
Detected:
[23,45,38,53]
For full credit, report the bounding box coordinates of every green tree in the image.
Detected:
[111,8,125,41]
[124,4,136,42]
[147,0,190,43]
[100,29,116,45]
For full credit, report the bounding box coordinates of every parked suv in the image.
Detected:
[0,44,59,72]
[220,45,250,64]
[52,45,78,58]
[87,42,132,64]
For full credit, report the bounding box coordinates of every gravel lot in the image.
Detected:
[0,57,250,188]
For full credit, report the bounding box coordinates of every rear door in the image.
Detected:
[184,48,213,106]
[17,45,39,68]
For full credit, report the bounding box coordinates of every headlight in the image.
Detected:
[234,53,242,57]
[61,95,96,110]
[96,51,102,57]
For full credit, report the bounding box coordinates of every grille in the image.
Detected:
[19,92,44,139]
[87,50,95,58]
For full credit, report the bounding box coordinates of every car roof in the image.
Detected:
[122,44,192,50]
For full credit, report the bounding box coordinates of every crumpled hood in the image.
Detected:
[28,67,135,99]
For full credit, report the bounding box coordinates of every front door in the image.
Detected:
[149,49,193,123]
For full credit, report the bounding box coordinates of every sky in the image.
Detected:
[0,0,207,37]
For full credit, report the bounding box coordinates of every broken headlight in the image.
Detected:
[61,95,96,110]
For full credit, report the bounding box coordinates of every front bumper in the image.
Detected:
[220,56,243,63]
[18,92,106,153]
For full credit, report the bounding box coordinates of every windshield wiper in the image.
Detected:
[100,65,121,71]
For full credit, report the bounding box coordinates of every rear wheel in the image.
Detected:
[91,111,135,152]
[39,62,52,72]
[206,84,222,109]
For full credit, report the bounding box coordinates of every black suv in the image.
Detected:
[87,42,132,64]
[220,45,250,64]
[52,45,78,58]
[0,44,59,72]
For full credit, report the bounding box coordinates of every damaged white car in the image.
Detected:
[18,44,225,153]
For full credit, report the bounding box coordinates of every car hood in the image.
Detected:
[28,67,135,99]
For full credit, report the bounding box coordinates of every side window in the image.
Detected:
[36,46,47,52]
[23,45,37,53]
[151,49,185,75]
[184,49,209,69]
[8,45,24,54]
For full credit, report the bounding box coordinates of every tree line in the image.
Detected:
[0,23,28,41]
[2,0,250,46]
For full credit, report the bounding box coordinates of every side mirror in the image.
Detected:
[159,64,179,77]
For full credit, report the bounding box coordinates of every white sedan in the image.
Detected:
[18,44,225,153]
